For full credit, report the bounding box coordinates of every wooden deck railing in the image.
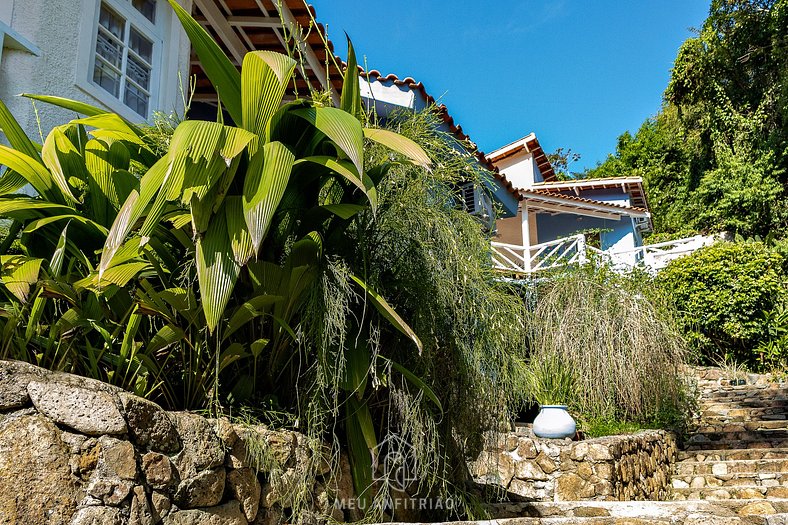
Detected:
[491,234,716,274]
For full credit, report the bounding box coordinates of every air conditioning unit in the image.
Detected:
[460,182,494,227]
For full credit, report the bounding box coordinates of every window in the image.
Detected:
[91,0,160,118]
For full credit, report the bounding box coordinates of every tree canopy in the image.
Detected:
[587,0,788,238]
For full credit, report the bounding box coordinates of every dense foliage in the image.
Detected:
[0,2,532,520]
[657,242,787,370]
[587,0,788,238]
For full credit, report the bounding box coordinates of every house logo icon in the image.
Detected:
[374,433,417,492]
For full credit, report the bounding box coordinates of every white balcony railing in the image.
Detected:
[491,234,716,274]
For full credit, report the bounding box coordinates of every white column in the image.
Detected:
[521,200,531,272]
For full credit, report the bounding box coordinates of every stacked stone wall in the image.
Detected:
[471,429,677,504]
[0,360,356,525]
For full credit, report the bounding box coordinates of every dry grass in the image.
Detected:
[527,266,690,426]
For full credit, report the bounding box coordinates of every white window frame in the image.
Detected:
[76,0,170,122]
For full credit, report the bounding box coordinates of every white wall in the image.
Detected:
[0,0,192,145]
[494,152,536,190]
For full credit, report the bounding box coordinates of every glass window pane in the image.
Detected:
[98,4,124,40]
[129,27,153,63]
[126,55,151,90]
[93,59,121,97]
[124,83,149,117]
[96,29,123,68]
[132,0,156,23]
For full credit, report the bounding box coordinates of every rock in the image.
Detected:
[516,439,538,459]
[570,442,589,461]
[174,468,226,509]
[86,477,134,506]
[0,360,47,409]
[514,460,548,481]
[162,500,248,525]
[251,507,282,525]
[0,414,79,525]
[142,452,177,490]
[70,506,125,525]
[27,380,126,435]
[690,476,706,488]
[226,468,261,522]
[556,472,595,500]
[535,452,558,475]
[587,443,613,461]
[574,506,609,517]
[72,440,102,479]
[576,461,594,481]
[171,412,225,478]
[151,491,172,521]
[98,436,138,480]
[130,485,155,525]
[737,501,776,515]
[119,393,180,453]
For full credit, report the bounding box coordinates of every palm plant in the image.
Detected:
[0,0,436,513]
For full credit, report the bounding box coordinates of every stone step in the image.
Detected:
[675,458,788,476]
[699,411,788,424]
[671,471,788,489]
[683,439,788,451]
[488,499,788,523]
[700,392,788,404]
[678,448,788,462]
[671,484,788,500]
[684,428,788,446]
[691,421,788,433]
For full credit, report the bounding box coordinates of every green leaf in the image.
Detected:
[84,139,134,210]
[363,127,431,168]
[225,195,254,265]
[223,293,284,341]
[0,256,43,302]
[21,94,110,117]
[320,203,365,219]
[243,141,295,252]
[380,356,443,413]
[74,114,146,146]
[40,127,82,203]
[0,145,58,200]
[350,274,422,354]
[241,51,296,137]
[166,0,242,124]
[76,261,151,290]
[299,156,377,210]
[99,189,140,279]
[196,204,240,333]
[292,107,365,176]
[340,36,362,119]
[0,99,42,162]
[345,396,375,511]
[22,214,108,236]
[148,323,185,354]
[0,171,28,196]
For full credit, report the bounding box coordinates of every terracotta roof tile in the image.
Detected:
[520,189,650,216]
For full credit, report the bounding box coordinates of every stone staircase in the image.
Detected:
[481,368,788,524]
[669,369,788,509]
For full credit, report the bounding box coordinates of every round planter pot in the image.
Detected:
[533,405,576,439]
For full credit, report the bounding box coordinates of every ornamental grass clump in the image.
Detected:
[527,266,690,429]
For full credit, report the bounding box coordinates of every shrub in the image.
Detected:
[527,266,690,430]
[657,241,785,367]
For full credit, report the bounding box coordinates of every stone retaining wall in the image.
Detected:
[0,360,356,525]
[471,429,677,504]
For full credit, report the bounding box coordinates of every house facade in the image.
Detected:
[0,0,193,142]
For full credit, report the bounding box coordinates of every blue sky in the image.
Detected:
[316,1,710,171]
